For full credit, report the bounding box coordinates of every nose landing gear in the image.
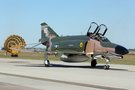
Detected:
[104,57,110,70]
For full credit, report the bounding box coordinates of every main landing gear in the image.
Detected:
[91,59,97,67]
[104,57,110,70]
[44,54,50,67]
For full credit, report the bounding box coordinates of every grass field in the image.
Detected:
[0,51,135,65]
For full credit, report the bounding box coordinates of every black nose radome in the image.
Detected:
[115,45,129,55]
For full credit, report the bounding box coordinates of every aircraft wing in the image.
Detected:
[34,50,84,54]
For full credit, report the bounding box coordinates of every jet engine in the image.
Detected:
[60,54,90,62]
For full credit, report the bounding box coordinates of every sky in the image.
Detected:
[0,0,135,49]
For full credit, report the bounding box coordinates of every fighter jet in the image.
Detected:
[40,22,129,70]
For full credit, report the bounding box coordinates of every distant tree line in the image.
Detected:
[129,49,135,51]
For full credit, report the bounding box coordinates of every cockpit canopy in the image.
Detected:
[87,22,110,42]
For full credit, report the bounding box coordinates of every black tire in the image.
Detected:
[104,65,109,70]
[107,65,109,69]
[104,65,107,70]
[91,60,97,67]
[44,60,50,67]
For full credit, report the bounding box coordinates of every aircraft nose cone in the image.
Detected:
[115,45,129,55]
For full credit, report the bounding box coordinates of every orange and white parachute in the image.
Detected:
[4,35,26,55]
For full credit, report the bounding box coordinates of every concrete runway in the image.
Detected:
[0,58,135,90]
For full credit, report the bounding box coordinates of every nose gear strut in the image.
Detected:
[104,57,110,70]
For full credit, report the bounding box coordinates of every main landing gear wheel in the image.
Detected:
[91,59,97,67]
[44,60,50,67]
[44,54,50,67]
[104,65,109,70]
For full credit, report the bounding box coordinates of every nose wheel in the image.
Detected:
[104,65,110,70]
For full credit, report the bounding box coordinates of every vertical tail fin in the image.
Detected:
[41,22,59,39]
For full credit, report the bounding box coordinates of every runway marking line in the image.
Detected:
[0,72,126,90]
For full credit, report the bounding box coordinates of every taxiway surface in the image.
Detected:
[0,58,135,90]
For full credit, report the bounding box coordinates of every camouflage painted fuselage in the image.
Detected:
[40,22,129,62]
[48,35,128,55]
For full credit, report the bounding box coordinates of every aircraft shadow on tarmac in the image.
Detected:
[15,64,128,71]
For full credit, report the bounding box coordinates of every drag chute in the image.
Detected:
[4,35,26,55]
